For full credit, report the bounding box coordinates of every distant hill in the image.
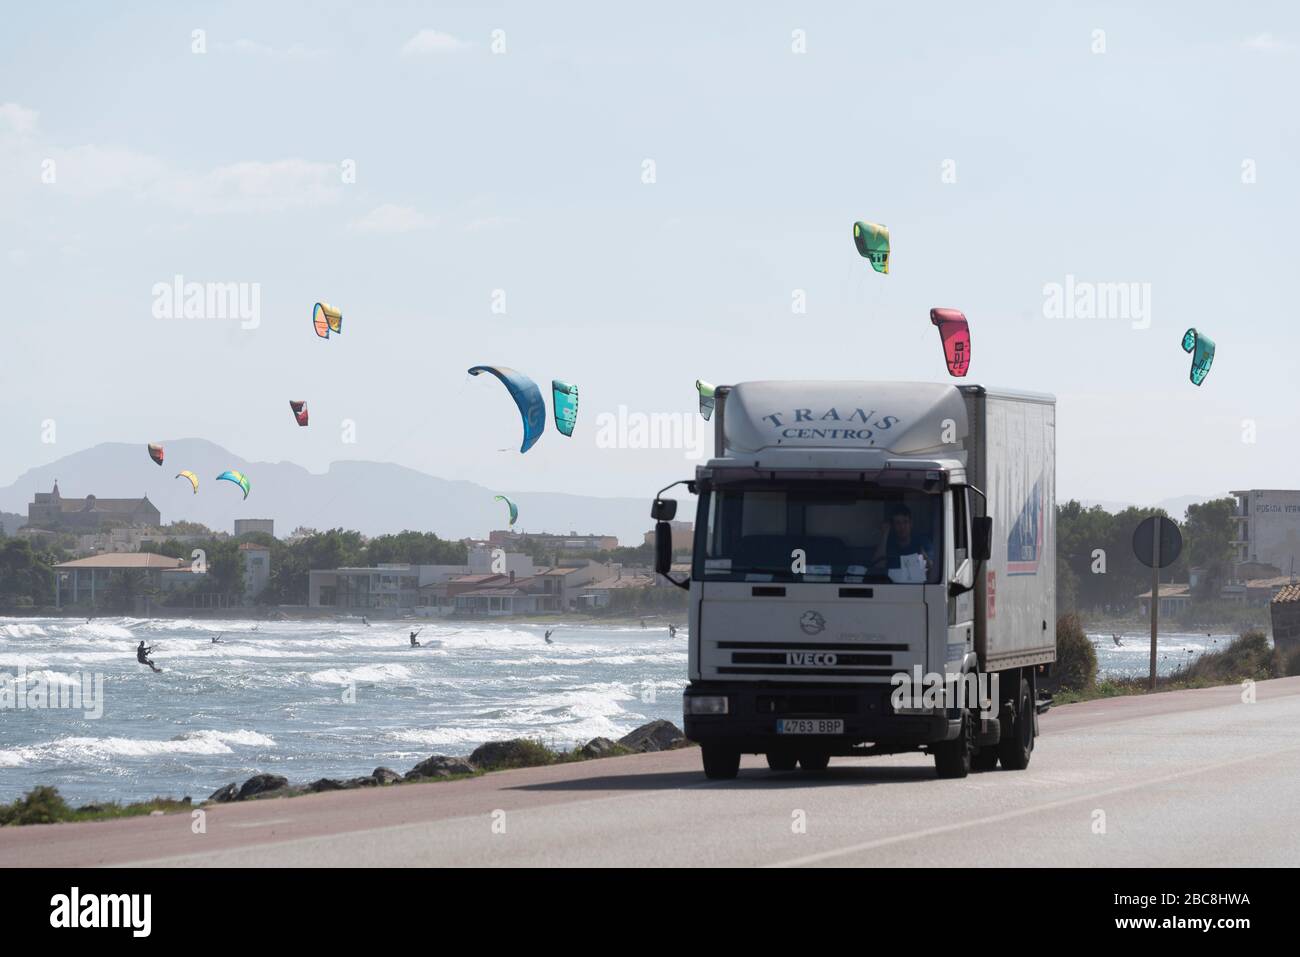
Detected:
[0,440,653,545]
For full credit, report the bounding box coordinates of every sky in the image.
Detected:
[1,1,1297,511]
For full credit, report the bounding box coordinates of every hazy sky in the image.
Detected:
[2,1,1297,509]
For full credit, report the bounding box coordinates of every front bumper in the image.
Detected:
[683,681,960,755]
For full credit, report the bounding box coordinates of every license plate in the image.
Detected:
[776,719,844,735]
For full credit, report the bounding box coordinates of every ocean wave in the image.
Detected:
[307,663,415,685]
[0,728,275,768]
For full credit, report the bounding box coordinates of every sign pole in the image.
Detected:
[1149,518,1160,690]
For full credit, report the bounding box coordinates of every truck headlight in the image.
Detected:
[684,695,729,715]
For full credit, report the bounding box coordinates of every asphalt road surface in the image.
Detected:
[4,677,1299,867]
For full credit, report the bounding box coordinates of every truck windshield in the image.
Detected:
[696,481,943,585]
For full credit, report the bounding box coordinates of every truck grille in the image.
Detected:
[715,640,905,677]
[755,693,860,715]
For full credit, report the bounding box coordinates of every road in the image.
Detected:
[4,677,1300,867]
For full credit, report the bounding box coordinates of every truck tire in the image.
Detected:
[798,752,830,771]
[702,745,741,779]
[933,709,973,779]
[766,751,798,771]
[997,678,1034,771]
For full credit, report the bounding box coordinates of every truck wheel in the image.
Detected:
[798,752,830,771]
[766,751,797,771]
[702,745,741,780]
[933,709,973,779]
[997,678,1034,771]
[971,748,999,771]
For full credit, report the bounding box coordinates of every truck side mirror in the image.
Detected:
[651,498,677,521]
[972,516,992,561]
[654,521,674,575]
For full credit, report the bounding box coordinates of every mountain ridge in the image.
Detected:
[0,440,654,545]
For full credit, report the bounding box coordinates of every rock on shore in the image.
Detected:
[617,719,686,752]
[204,719,688,806]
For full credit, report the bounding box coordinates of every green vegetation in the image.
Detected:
[1050,628,1286,705]
[1045,613,1098,694]
[0,539,62,610]
[0,786,192,826]
[1056,496,1273,630]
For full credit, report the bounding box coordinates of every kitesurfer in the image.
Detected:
[136,640,161,673]
[410,628,423,648]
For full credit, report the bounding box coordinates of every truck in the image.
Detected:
[651,380,1055,779]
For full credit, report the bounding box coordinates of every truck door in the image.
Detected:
[947,487,975,673]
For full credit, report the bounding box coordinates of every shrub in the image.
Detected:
[0,786,71,826]
[1182,629,1277,683]
[1049,613,1097,692]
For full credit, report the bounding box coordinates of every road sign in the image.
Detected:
[1133,516,1182,569]
[1132,515,1183,690]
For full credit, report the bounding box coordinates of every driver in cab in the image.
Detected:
[871,504,934,581]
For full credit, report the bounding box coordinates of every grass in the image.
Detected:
[1050,628,1283,705]
[0,786,193,826]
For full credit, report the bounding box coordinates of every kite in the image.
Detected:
[552,380,578,437]
[467,365,546,453]
[289,400,309,427]
[696,380,716,421]
[929,308,971,378]
[216,469,251,500]
[148,443,164,466]
[1181,328,1215,386]
[494,494,519,527]
[175,470,199,494]
[312,302,342,339]
[853,221,890,274]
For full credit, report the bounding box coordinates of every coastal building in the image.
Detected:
[530,561,605,611]
[1135,583,1191,617]
[576,569,658,608]
[1271,584,1300,659]
[53,552,190,610]
[1230,490,1300,576]
[234,518,275,538]
[453,584,538,616]
[487,529,620,554]
[239,542,271,602]
[1137,574,1294,613]
[643,521,694,553]
[308,547,535,613]
[73,526,167,557]
[27,482,160,532]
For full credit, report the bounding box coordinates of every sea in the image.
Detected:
[0,617,685,805]
[0,617,1239,805]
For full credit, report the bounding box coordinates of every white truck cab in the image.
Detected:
[652,381,1056,779]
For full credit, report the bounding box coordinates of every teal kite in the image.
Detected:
[552,380,578,437]
[216,469,251,500]
[1181,328,1215,386]
[696,380,716,421]
[494,495,518,526]
[853,221,890,274]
